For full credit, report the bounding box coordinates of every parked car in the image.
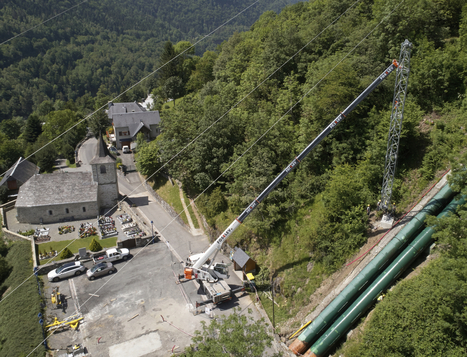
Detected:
[109,146,118,155]
[87,262,115,280]
[122,145,130,153]
[48,262,86,282]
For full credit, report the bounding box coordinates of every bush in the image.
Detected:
[60,247,74,259]
[0,238,8,257]
[0,256,11,285]
[89,238,102,252]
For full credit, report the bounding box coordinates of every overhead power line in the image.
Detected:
[0,0,89,46]
[25,0,406,354]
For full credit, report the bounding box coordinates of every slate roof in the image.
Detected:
[0,157,40,187]
[112,111,161,138]
[107,102,145,119]
[232,247,251,269]
[90,135,115,164]
[16,172,97,207]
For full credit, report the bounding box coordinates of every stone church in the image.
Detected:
[15,137,119,224]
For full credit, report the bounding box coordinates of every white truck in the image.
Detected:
[92,248,130,264]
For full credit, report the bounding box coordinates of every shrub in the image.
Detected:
[60,247,74,259]
[89,238,102,252]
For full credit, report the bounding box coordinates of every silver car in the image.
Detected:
[48,262,86,282]
[87,262,115,280]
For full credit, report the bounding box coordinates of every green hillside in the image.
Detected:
[142,0,467,349]
[0,0,301,121]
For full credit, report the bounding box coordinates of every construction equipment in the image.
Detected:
[380,39,413,212]
[51,287,62,309]
[46,313,83,332]
[183,58,400,303]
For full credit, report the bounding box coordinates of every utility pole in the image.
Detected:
[380,39,413,214]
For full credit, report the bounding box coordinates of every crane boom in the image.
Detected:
[189,59,399,275]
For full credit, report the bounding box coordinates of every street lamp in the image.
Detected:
[151,221,154,243]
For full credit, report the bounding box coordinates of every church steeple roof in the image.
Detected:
[90,135,115,164]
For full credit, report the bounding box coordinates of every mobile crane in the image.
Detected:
[183,58,400,305]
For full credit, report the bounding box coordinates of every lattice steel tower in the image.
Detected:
[380,39,413,211]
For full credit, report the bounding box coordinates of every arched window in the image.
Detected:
[100,165,106,174]
[65,208,69,214]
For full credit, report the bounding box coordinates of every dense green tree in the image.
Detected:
[0,133,24,172]
[187,51,217,91]
[33,134,57,173]
[0,118,21,140]
[0,256,11,286]
[135,132,148,153]
[136,140,160,177]
[0,186,8,204]
[22,114,42,144]
[181,308,276,357]
[0,238,8,257]
[159,41,178,84]
[87,110,109,138]
[163,76,184,105]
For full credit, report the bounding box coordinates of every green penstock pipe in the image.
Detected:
[292,184,453,351]
[307,193,466,357]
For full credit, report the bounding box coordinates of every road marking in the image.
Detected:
[68,279,80,313]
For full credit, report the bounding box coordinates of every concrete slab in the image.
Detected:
[108,331,162,357]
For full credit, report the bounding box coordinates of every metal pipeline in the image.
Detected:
[289,184,455,355]
[304,193,466,357]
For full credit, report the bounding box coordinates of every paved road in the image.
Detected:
[71,138,272,356]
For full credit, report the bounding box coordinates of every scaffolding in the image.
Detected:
[380,39,413,212]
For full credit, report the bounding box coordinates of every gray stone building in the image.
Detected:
[15,137,118,224]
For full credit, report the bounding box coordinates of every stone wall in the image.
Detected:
[98,183,119,209]
[16,201,99,224]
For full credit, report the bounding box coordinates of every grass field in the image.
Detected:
[152,177,199,228]
[0,240,46,357]
[36,236,118,265]
[66,159,76,168]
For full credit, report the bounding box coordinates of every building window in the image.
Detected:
[119,131,122,136]
[82,207,86,212]
[48,210,53,215]
[65,208,69,214]
[100,165,106,174]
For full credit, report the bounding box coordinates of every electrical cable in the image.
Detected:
[1,0,360,304]
[0,0,262,304]
[0,0,89,46]
[25,1,406,355]
[0,0,262,178]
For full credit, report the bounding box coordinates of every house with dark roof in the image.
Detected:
[107,102,161,149]
[0,157,40,192]
[15,136,118,224]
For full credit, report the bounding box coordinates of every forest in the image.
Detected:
[0,0,300,174]
[1,0,467,355]
[136,0,467,354]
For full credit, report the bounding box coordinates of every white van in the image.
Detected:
[122,145,130,153]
